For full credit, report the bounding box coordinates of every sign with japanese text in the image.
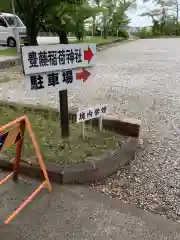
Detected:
[76,104,108,123]
[21,43,96,75]
[24,68,93,93]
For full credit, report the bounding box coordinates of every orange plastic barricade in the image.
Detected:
[0,115,52,224]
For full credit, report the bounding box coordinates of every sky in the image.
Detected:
[127,0,155,27]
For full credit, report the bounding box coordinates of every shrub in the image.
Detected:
[136,27,152,39]
[118,29,129,39]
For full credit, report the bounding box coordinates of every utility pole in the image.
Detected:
[12,0,20,53]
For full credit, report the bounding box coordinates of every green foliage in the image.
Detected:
[163,17,180,36]
[136,27,153,39]
[100,0,135,38]
[109,5,130,36]
[118,29,129,38]
[140,0,180,38]
[0,1,12,12]
[0,0,135,44]
[12,0,77,45]
[46,1,103,42]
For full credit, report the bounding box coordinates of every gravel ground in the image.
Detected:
[1,38,180,221]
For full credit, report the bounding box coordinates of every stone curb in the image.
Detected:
[0,101,141,137]
[0,57,20,70]
[0,38,127,69]
[0,137,138,184]
[62,137,138,183]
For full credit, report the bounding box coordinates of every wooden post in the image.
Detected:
[59,90,70,138]
[59,30,70,138]
[13,119,25,181]
[99,117,103,132]
[82,121,85,139]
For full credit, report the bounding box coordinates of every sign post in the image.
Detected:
[21,43,96,138]
[76,104,108,137]
[59,89,69,137]
[99,116,103,132]
[82,121,85,139]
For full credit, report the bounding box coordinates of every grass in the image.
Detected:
[0,47,17,56]
[73,36,124,44]
[0,103,125,166]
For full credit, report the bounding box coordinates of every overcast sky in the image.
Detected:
[127,0,155,27]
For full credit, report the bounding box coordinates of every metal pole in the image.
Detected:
[12,0,20,53]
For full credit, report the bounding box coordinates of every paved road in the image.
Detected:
[1,38,180,221]
[37,36,76,45]
[0,36,76,49]
[0,171,180,240]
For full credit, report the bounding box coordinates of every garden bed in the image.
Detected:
[0,103,127,167]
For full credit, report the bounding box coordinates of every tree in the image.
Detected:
[17,0,80,45]
[170,0,180,23]
[0,1,12,12]
[109,0,135,36]
[46,1,102,43]
[109,6,130,36]
[167,0,180,34]
[139,0,180,37]
[163,16,177,35]
[140,10,161,36]
[99,0,135,38]
[70,3,103,40]
[45,2,76,44]
[101,0,117,38]
[140,0,171,36]
[0,0,82,45]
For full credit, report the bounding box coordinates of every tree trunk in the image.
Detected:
[103,13,107,39]
[92,16,96,37]
[27,26,38,45]
[177,7,179,23]
[176,4,179,35]
[58,31,68,44]
[25,12,38,46]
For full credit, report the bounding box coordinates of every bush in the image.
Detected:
[136,27,152,39]
[118,29,129,39]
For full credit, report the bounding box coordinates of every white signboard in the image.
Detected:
[24,67,93,93]
[21,43,96,75]
[77,104,108,123]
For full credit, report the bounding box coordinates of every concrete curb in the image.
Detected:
[0,101,139,183]
[62,137,138,183]
[0,38,127,69]
[0,137,138,184]
[0,101,141,137]
[0,57,20,70]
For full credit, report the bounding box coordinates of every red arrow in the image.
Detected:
[76,69,91,82]
[84,46,94,63]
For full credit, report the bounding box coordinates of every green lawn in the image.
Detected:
[0,47,17,56]
[0,103,125,166]
[72,36,124,44]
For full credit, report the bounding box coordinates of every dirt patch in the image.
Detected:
[0,66,22,83]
